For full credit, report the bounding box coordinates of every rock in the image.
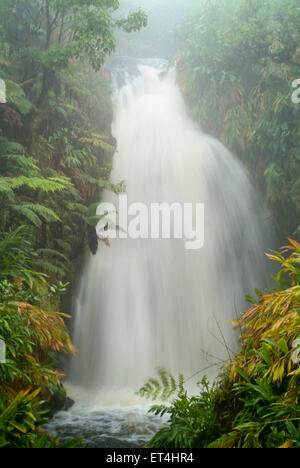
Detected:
[48,393,75,419]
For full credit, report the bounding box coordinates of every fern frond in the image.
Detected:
[10,204,42,227]
[36,248,69,264]
[9,176,71,193]
[137,368,182,401]
[54,238,71,252]
[5,79,35,115]
[66,202,88,215]
[79,134,115,153]
[0,178,15,201]
[0,139,25,153]
[1,153,39,172]
[19,203,61,223]
[10,203,61,227]
[82,173,126,194]
[33,260,66,278]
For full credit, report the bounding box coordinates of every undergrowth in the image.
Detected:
[138,240,300,448]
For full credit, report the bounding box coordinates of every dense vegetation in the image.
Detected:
[0,0,299,449]
[176,0,300,241]
[138,240,300,448]
[0,0,146,448]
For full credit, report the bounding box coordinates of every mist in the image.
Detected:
[116,0,200,58]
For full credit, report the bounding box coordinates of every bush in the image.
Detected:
[138,240,300,448]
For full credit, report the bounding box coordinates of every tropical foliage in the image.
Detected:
[138,240,300,448]
[176,0,300,240]
[0,0,147,448]
[0,227,78,447]
[0,389,83,448]
[1,0,299,450]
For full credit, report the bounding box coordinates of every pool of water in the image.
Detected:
[44,386,166,448]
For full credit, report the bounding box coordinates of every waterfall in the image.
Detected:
[70,59,272,395]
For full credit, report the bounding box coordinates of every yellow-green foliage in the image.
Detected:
[0,389,82,448]
[210,240,300,448]
[230,239,300,386]
[140,240,300,448]
[0,228,76,401]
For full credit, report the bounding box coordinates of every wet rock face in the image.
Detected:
[88,224,99,255]
[48,394,75,419]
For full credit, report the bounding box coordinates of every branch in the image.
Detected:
[45,0,51,49]
[50,6,61,30]
[58,11,66,44]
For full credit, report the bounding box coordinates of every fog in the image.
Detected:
[116,0,201,58]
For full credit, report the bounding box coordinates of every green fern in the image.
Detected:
[10,204,43,227]
[5,79,35,115]
[79,134,115,154]
[9,176,71,193]
[82,173,126,194]
[1,153,39,173]
[137,367,183,401]
[10,203,61,227]
[0,178,15,201]
[0,226,46,287]
[33,260,66,278]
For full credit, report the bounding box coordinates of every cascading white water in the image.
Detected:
[44,59,275,447]
[69,59,273,397]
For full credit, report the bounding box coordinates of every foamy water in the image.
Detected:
[44,384,166,447]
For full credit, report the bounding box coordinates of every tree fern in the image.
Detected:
[10,203,61,227]
[82,173,126,194]
[0,178,15,201]
[33,260,66,278]
[79,134,115,154]
[63,148,96,169]
[35,249,69,278]
[36,249,69,264]
[9,176,72,193]
[10,204,43,227]
[0,227,46,288]
[5,79,35,115]
[1,153,39,173]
